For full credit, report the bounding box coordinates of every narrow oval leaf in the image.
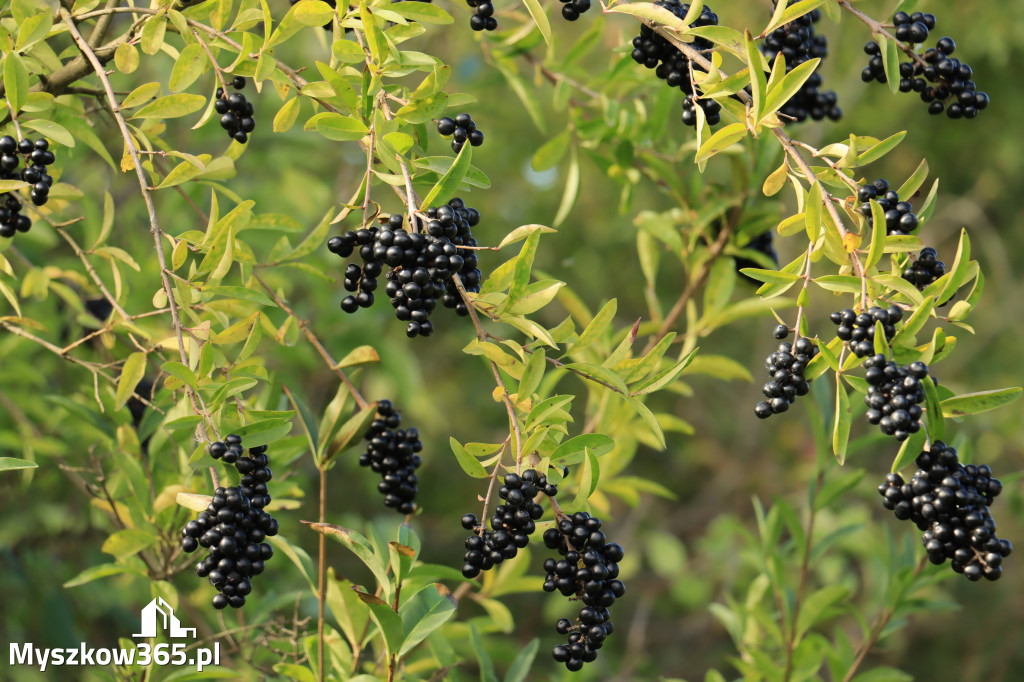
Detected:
[116,352,148,410]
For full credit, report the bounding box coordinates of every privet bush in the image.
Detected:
[0,0,1021,679]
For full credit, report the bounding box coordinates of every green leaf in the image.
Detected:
[571,448,600,507]
[168,43,208,92]
[388,1,454,23]
[922,376,944,441]
[764,58,820,121]
[353,589,404,656]
[518,349,546,398]
[398,584,457,656]
[878,35,900,95]
[695,122,747,166]
[521,0,551,44]
[740,268,801,285]
[114,43,139,74]
[857,130,906,165]
[309,523,392,600]
[744,30,766,122]
[554,146,580,227]
[102,529,158,562]
[64,562,144,588]
[532,129,571,172]
[897,158,929,199]
[832,374,851,464]
[133,94,207,119]
[140,14,167,55]
[20,119,74,147]
[420,141,471,209]
[550,433,614,466]
[4,53,29,115]
[0,457,38,472]
[507,230,541,303]
[325,403,378,462]
[795,584,849,638]
[314,113,370,141]
[292,0,335,25]
[941,388,1022,418]
[891,429,926,473]
[626,396,665,448]
[504,639,539,682]
[764,0,827,33]
[284,385,320,466]
[274,96,301,133]
[161,361,197,388]
[116,352,147,410]
[450,437,489,478]
[568,299,616,356]
[232,418,294,447]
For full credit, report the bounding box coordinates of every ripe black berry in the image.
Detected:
[359,400,421,514]
[902,247,945,291]
[829,305,901,359]
[630,2,721,128]
[862,16,987,120]
[0,136,56,239]
[182,435,279,608]
[216,80,255,143]
[543,510,624,670]
[760,5,841,123]
[879,441,1009,581]
[862,353,928,440]
[437,113,483,153]
[467,0,498,31]
[328,200,484,336]
[460,468,557,578]
[754,331,818,419]
[855,180,920,236]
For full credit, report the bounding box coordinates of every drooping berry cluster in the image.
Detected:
[556,0,591,22]
[460,469,557,578]
[0,135,56,238]
[181,434,279,609]
[466,0,498,32]
[214,77,255,144]
[359,400,422,514]
[863,355,928,441]
[862,13,989,120]
[754,331,818,419]
[830,305,902,358]
[328,199,483,337]
[855,179,919,236]
[630,2,722,127]
[879,442,1011,581]
[760,6,841,123]
[902,247,945,291]
[542,512,625,671]
[436,113,484,154]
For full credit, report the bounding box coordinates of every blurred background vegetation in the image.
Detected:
[1,0,1023,679]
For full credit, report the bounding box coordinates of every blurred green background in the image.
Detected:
[2,0,1023,679]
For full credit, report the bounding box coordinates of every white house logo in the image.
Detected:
[9,598,219,671]
[133,598,196,639]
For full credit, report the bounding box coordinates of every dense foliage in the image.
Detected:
[2,0,1023,680]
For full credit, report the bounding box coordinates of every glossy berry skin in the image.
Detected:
[216,84,255,143]
[542,510,625,670]
[855,179,920,236]
[861,353,927,440]
[0,137,56,238]
[754,332,818,419]
[327,200,484,337]
[358,400,422,514]
[181,435,279,608]
[437,113,483,153]
[863,16,987,120]
[879,442,1009,581]
[829,305,902,359]
[631,2,720,128]
[468,0,499,31]
[761,5,841,123]
[902,247,945,291]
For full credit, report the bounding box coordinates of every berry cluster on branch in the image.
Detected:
[466,0,498,32]
[754,329,819,419]
[829,305,901,358]
[862,12,989,120]
[214,77,255,144]
[902,247,945,290]
[328,199,483,337]
[460,468,557,578]
[879,442,1011,581]
[359,400,422,514]
[855,178,919,236]
[0,135,56,238]
[761,6,842,122]
[436,113,484,154]
[181,435,279,609]
[862,355,928,441]
[630,1,722,128]
[542,512,625,671]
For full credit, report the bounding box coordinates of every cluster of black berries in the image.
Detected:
[328,199,482,337]
[855,179,919,235]
[542,512,625,671]
[902,247,945,290]
[556,0,591,22]
[879,442,1011,581]
[181,434,279,609]
[754,330,818,419]
[460,469,557,578]
[630,2,722,127]
[0,135,56,238]
[214,77,255,144]
[760,6,841,123]
[862,13,989,120]
[466,0,498,31]
[829,305,902,358]
[862,355,928,441]
[359,400,421,514]
[437,113,483,154]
